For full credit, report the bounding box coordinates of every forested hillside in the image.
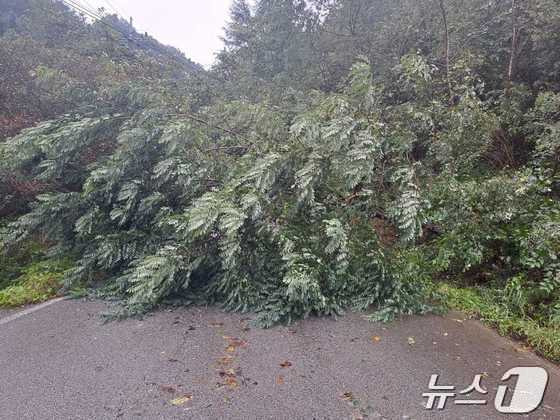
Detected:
[0,0,200,138]
[1,0,560,359]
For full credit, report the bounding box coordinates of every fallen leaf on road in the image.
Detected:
[371,336,381,343]
[224,377,238,389]
[341,392,354,401]
[159,384,178,394]
[218,368,238,377]
[170,394,192,406]
[223,336,247,347]
[276,375,284,385]
[223,336,247,353]
[217,355,234,366]
[280,361,292,368]
[407,337,416,345]
[217,366,242,390]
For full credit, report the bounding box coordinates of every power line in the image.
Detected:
[61,0,219,82]
[43,0,198,86]
[58,0,296,118]
[103,0,125,18]
[28,1,286,143]
[76,0,98,13]
[64,0,95,13]
[57,0,338,111]
[4,0,255,145]
[59,0,294,117]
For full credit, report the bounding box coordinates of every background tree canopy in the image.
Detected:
[1,0,560,348]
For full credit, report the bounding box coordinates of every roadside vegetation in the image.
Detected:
[0,231,71,308]
[0,257,71,307]
[441,283,560,362]
[1,0,559,357]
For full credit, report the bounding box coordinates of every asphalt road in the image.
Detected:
[0,299,558,419]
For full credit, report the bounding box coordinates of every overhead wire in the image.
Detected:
[61,0,293,109]
[28,0,299,142]
[102,0,125,19]
[61,0,298,120]
[26,0,258,143]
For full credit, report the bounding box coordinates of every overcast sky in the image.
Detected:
[84,0,235,68]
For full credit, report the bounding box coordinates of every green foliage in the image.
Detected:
[0,0,201,140]
[441,283,560,363]
[2,0,560,336]
[0,56,441,324]
[387,166,425,244]
[0,258,71,307]
[0,239,44,289]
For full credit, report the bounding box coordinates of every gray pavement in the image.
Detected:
[0,299,558,419]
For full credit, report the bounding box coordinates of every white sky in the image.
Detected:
[84,0,235,68]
